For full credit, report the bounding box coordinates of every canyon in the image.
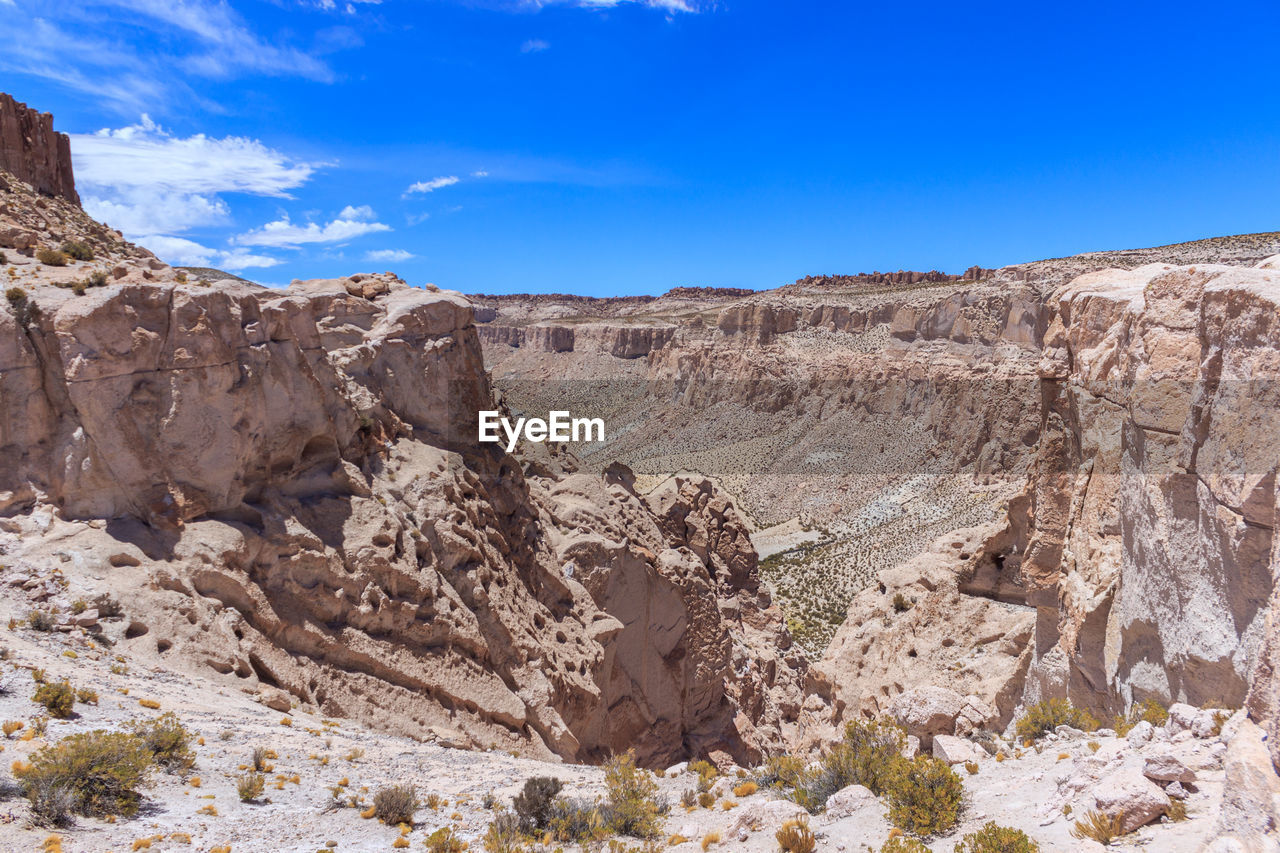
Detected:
[0,93,1278,851]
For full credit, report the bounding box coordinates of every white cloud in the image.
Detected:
[521,39,550,53]
[471,170,490,178]
[143,235,283,271]
[73,116,321,198]
[509,0,698,11]
[71,116,324,241]
[405,176,460,195]
[366,249,415,262]
[235,211,392,248]
[339,204,376,220]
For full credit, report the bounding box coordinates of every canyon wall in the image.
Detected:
[0,93,79,205]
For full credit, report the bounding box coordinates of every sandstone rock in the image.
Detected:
[824,784,876,819]
[258,686,293,714]
[1142,752,1195,784]
[1126,720,1154,748]
[932,734,984,765]
[1092,767,1170,834]
[1213,719,1280,851]
[0,93,78,204]
[887,686,966,748]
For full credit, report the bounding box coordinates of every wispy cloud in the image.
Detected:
[521,39,550,53]
[73,115,324,247]
[405,176,461,195]
[366,248,415,262]
[236,207,392,248]
[0,0,338,111]
[145,235,283,271]
[498,0,699,12]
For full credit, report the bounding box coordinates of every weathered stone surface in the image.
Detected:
[823,784,876,819]
[724,798,809,838]
[932,734,985,765]
[886,687,966,749]
[1092,767,1170,833]
[1143,752,1196,784]
[0,93,78,204]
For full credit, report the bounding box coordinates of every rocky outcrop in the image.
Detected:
[0,93,79,205]
[0,273,805,767]
[983,262,1280,720]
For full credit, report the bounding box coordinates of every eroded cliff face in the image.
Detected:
[0,272,804,767]
[993,261,1280,719]
[0,93,79,205]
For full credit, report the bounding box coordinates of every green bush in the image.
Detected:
[60,241,94,261]
[881,836,932,852]
[513,776,562,834]
[791,717,910,812]
[33,681,75,718]
[237,771,264,802]
[954,822,1039,852]
[425,827,466,852]
[372,783,417,825]
[548,798,607,843]
[87,269,109,287]
[1015,699,1098,742]
[129,712,195,774]
[15,730,154,818]
[482,813,522,852]
[28,610,55,632]
[754,754,807,789]
[884,756,964,837]
[36,248,68,267]
[601,751,663,838]
[1114,698,1169,736]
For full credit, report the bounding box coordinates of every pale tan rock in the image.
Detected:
[1093,766,1171,833]
[1144,752,1196,784]
[724,798,809,838]
[823,783,876,819]
[932,734,985,765]
[1211,719,1280,852]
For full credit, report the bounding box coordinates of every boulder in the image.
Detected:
[932,734,984,765]
[824,784,876,819]
[1125,720,1154,748]
[258,686,293,713]
[1092,767,1170,834]
[1143,752,1196,784]
[888,686,965,747]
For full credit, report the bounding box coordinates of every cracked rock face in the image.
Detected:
[980,262,1280,722]
[0,93,79,205]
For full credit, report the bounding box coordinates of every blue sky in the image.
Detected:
[2,0,1278,295]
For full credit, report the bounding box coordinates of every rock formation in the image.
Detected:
[0,93,79,204]
[0,263,804,767]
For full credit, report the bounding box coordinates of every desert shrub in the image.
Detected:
[548,798,607,842]
[36,248,68,267]
[1166,799,1187,821]
[754,754,807,789]
[60,242,93,261]
[29,610,55,632]
[1015,699,1098,742]
[954,822,1039,852]
[28,778,77,825]
[15,730,154,818]
[884,756,964,837]
[602,751,663,838]
[33,682,75,718]
[3,720,24,738]
[94,595,124,618]
[791,717,910,812]
[129,713,194,774]
[881,837,932,852]
[512,775,562,833]
[5,286,37,328]
[1070,810,1125,844]
[251,746,273,772]
[700,832,720,850]
[373,784,417,825]
[76,688,98,706]
[236,772,264,802]
[776,817,817,853]
[86,270,109,288]
[892,593,912,613]
[482,812,522,853]
[1114,698,1169,736]
[733,780,758,797]
[425,827,465,853]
